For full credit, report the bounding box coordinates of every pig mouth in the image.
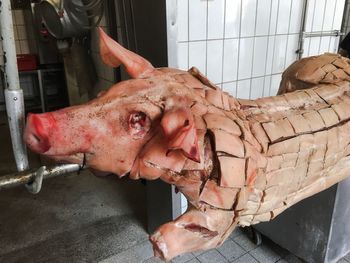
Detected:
[46,152,91,167]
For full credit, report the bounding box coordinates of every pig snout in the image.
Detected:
[24,113,54,153]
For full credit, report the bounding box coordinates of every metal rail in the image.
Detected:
[0,164,85,193]
[0,0,29,172]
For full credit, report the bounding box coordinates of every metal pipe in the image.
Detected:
[303,30,344,38]
[0,164,84,191]
[297,0,309,59]
[0,0,29,171]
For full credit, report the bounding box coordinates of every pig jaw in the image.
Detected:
[149,207,237,261]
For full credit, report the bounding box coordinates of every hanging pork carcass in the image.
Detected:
[24,29,350,260]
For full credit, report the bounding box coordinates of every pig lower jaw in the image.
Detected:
[45,152,87,167]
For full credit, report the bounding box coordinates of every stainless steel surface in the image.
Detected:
[0,164,84,191]
[0,0,29,172]
[326,178,350,262]
[4,90,29,171]
[297,0,309,59]
[36,0,89,39]
[254,177,350,263]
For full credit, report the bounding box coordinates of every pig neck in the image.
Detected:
[228,81,350,226]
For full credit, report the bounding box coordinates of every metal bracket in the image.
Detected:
[25,166,45,194]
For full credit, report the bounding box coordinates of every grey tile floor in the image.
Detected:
[100,227,350,263]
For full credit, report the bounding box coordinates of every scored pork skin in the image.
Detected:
[23,29,350,261]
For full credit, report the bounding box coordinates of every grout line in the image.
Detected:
[283,0,294,70]
[262,0,274,97]
[178,33,301,43]
[205,0,209,75]
[235,0,243,97]
[220,0,227,89]
[268,0,281,96]
[248,0,259,99]
[307,0,317,56]
[187,0,190,70]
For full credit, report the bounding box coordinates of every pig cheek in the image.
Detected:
[88,135,135,176]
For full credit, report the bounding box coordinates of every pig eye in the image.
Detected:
[128,111,151,139]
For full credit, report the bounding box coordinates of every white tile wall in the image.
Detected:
[222,39,239,82]
[188,41,206,73]
[189,0,207,41]
[240,0,257,38]
[207,0,225,40]
[276,0,292,34]
[11,10,34,55]
[252,37,268,77]
[238,37,254,80]
[175,0,346,116]
[255,0,271,36]
[177,42,188,70]
[177,0,188,42]
[207,40,223,84]
[224,0,241,39]
[272,35,288,74]
[289,0,304,34]
[251,77,264,99]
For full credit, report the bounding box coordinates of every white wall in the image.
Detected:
[174,0,346,214]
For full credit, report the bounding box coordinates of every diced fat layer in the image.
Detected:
[332,101,350,121]
[235,188,250,210]
[199,180,238,209]
[314,84,343,104]
[318,107,339,127]
[302,111,325,131]
[251,122,270,152]
[262,118,294,142]
[287,114,311,133]
[212,129,245,157]
[267,136,300,156]
[204,113,241,136]
[193,115,207,130]
[191,102,208,116]
[218,156,246,188]
[266,156,284,172]
[206,89,223,109]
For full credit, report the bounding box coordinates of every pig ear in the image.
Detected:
[161,108,200,163]
[99,27,155,78]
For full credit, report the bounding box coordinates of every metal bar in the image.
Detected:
[0,0,29,171]
[0,164,84,191]
[297,0,309,59]
[303,30,344,38]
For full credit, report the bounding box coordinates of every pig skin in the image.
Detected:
[24,29,350,261]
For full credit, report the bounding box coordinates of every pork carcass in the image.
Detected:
[24,29,350,260]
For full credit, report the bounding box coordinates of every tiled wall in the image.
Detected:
[176,0,346,214]
[176,0,345,100]
[302,0,345,57]
[12,9,36,55]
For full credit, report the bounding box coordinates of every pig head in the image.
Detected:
[24,28,244,260]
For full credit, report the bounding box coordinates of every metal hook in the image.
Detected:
[25,166,46,194]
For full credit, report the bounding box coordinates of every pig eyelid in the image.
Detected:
[128,111,151,139]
